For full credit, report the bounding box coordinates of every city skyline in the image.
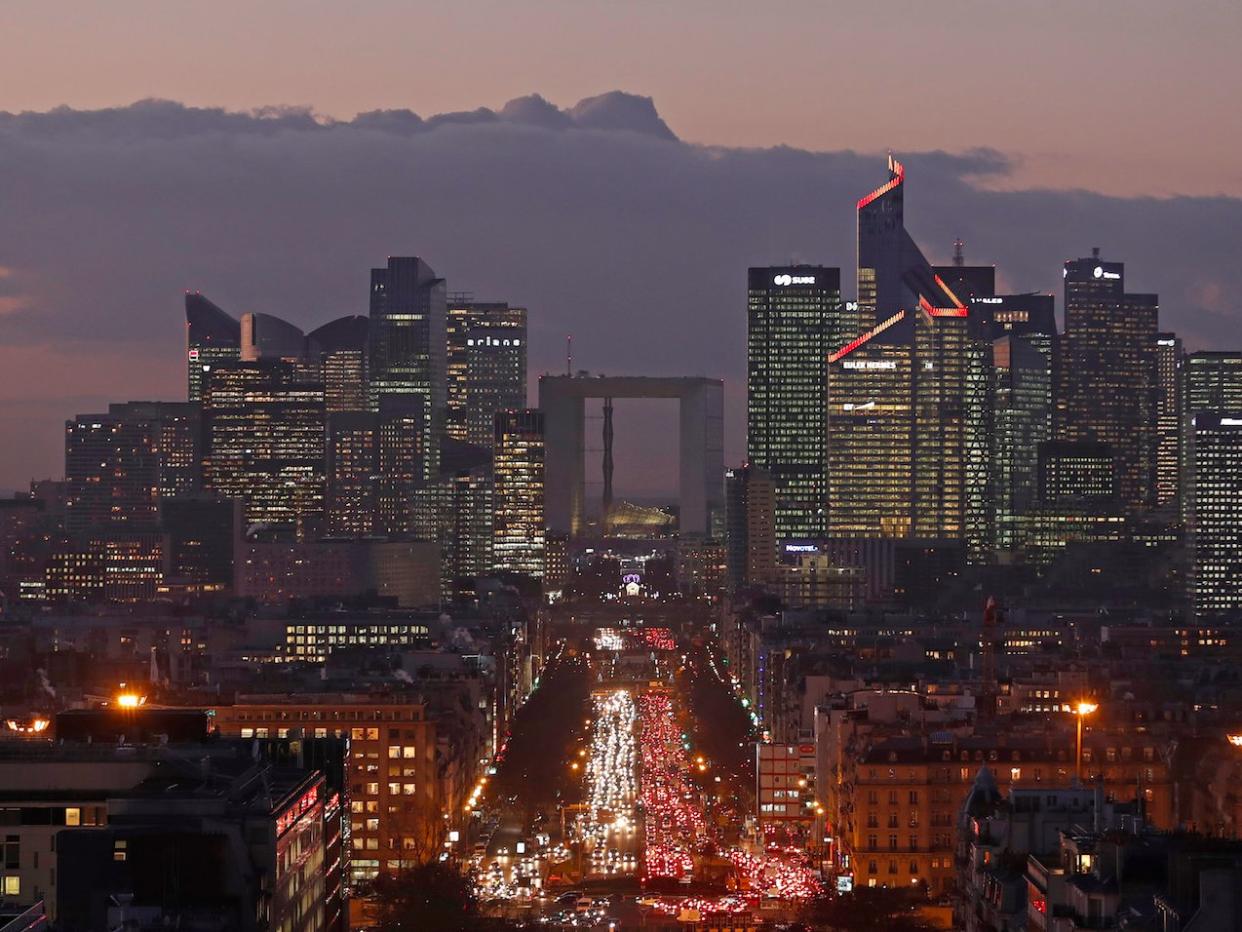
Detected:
[2,92,1237,492]
[2,8,1242,926]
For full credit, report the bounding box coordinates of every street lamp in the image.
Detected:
[1073,701,1098,783]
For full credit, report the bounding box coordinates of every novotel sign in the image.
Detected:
[773,274,816,286]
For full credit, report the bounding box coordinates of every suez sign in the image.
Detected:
[1061,266,1121,281]
[772,274,816,286]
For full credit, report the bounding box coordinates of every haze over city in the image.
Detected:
[1,0,1240,493]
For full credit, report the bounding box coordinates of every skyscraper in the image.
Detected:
[827,318,914,538]
[201,360,326,533]
[446,300,528,450]
[990,335,1052,553]
[828,157,987,547]
[368,257,447,479]
[724,463,776,592]
[746,266,842,540]
[1153,332,1183,509]
[1058,251,1158,512]
[1184,351,1242,412]
[1187,413,1242,616]
[309,315,370,413]
[185,293,241,402]
[241,312,307,363]
[64,402,201,533]
[375,395,426,537]
[326,412,379,537]
[492,409,544,578]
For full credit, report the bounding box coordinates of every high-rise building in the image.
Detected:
[185,293,241,402]
[991,335,1052,553]
[724,463,776,592]
[1184,351,1242,412]
[201,360,326,532]
[444,464,494,604]
[241,312,307,362]
[64,411,160,534]
[746,266,842,540]
[369,257,447,480]
[828,323,914,538]
[492,409,545,578]
[1058,251,1158,512]
[1187,412,1242,616]
[1153,332,1183,509]
[376,394,426,537]
[447,300,528,450]
[828,157,988,547]
[64,402,201,533]
[309,315,370,413]
[326,411,380,537]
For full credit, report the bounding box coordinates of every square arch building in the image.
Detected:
[538,375,724,538]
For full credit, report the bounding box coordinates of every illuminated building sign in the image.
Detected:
[784,544,818,553]
[1093,266,1121,280]
[973,297,1004,304]
[773,274,816,286]
[276,784,320,837]
[841,360,896,370]
[187,349,199,360]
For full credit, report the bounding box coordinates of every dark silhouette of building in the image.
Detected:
[1057,250,1158,512]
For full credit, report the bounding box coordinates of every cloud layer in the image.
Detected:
[0,92,1239,492]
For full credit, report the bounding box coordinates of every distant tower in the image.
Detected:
[953,238,965,266]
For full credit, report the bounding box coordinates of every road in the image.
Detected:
[474,614,820,929]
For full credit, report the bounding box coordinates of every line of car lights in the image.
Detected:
[579,688,638,876]
[639,691,702,881]
[637,687,822,917]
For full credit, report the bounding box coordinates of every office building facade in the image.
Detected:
[747,266,841,540]
[1187,413,1242,616]
[64,402,200,534]
[1058,252,1158,512]
[201,360,326,532]
[368,257,446,480]
[446,300,528,450]
[492,409,545,577]
[185,292,242,402]
[724,463,776,592]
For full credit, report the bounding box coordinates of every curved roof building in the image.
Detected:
[185,293,241,401]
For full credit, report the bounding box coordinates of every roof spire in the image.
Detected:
[953,238,965,267]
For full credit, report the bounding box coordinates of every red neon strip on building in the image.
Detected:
[919,294,969,319]
[932,274,968,311]
[828,310,906,363]
[856,156,906,210]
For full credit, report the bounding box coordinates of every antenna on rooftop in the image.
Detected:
[953,238,966,267]
[566,335,573,376]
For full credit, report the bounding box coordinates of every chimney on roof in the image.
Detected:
[1092,246,1101,259]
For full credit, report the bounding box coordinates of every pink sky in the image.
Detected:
[1,0,1238,197]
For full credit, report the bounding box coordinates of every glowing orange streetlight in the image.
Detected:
[1227,734,1242,748]
[1073,701,1098,783]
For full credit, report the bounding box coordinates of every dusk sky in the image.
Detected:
[1,0,1240,494]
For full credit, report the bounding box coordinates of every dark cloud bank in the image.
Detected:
[0,92,1239,490]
